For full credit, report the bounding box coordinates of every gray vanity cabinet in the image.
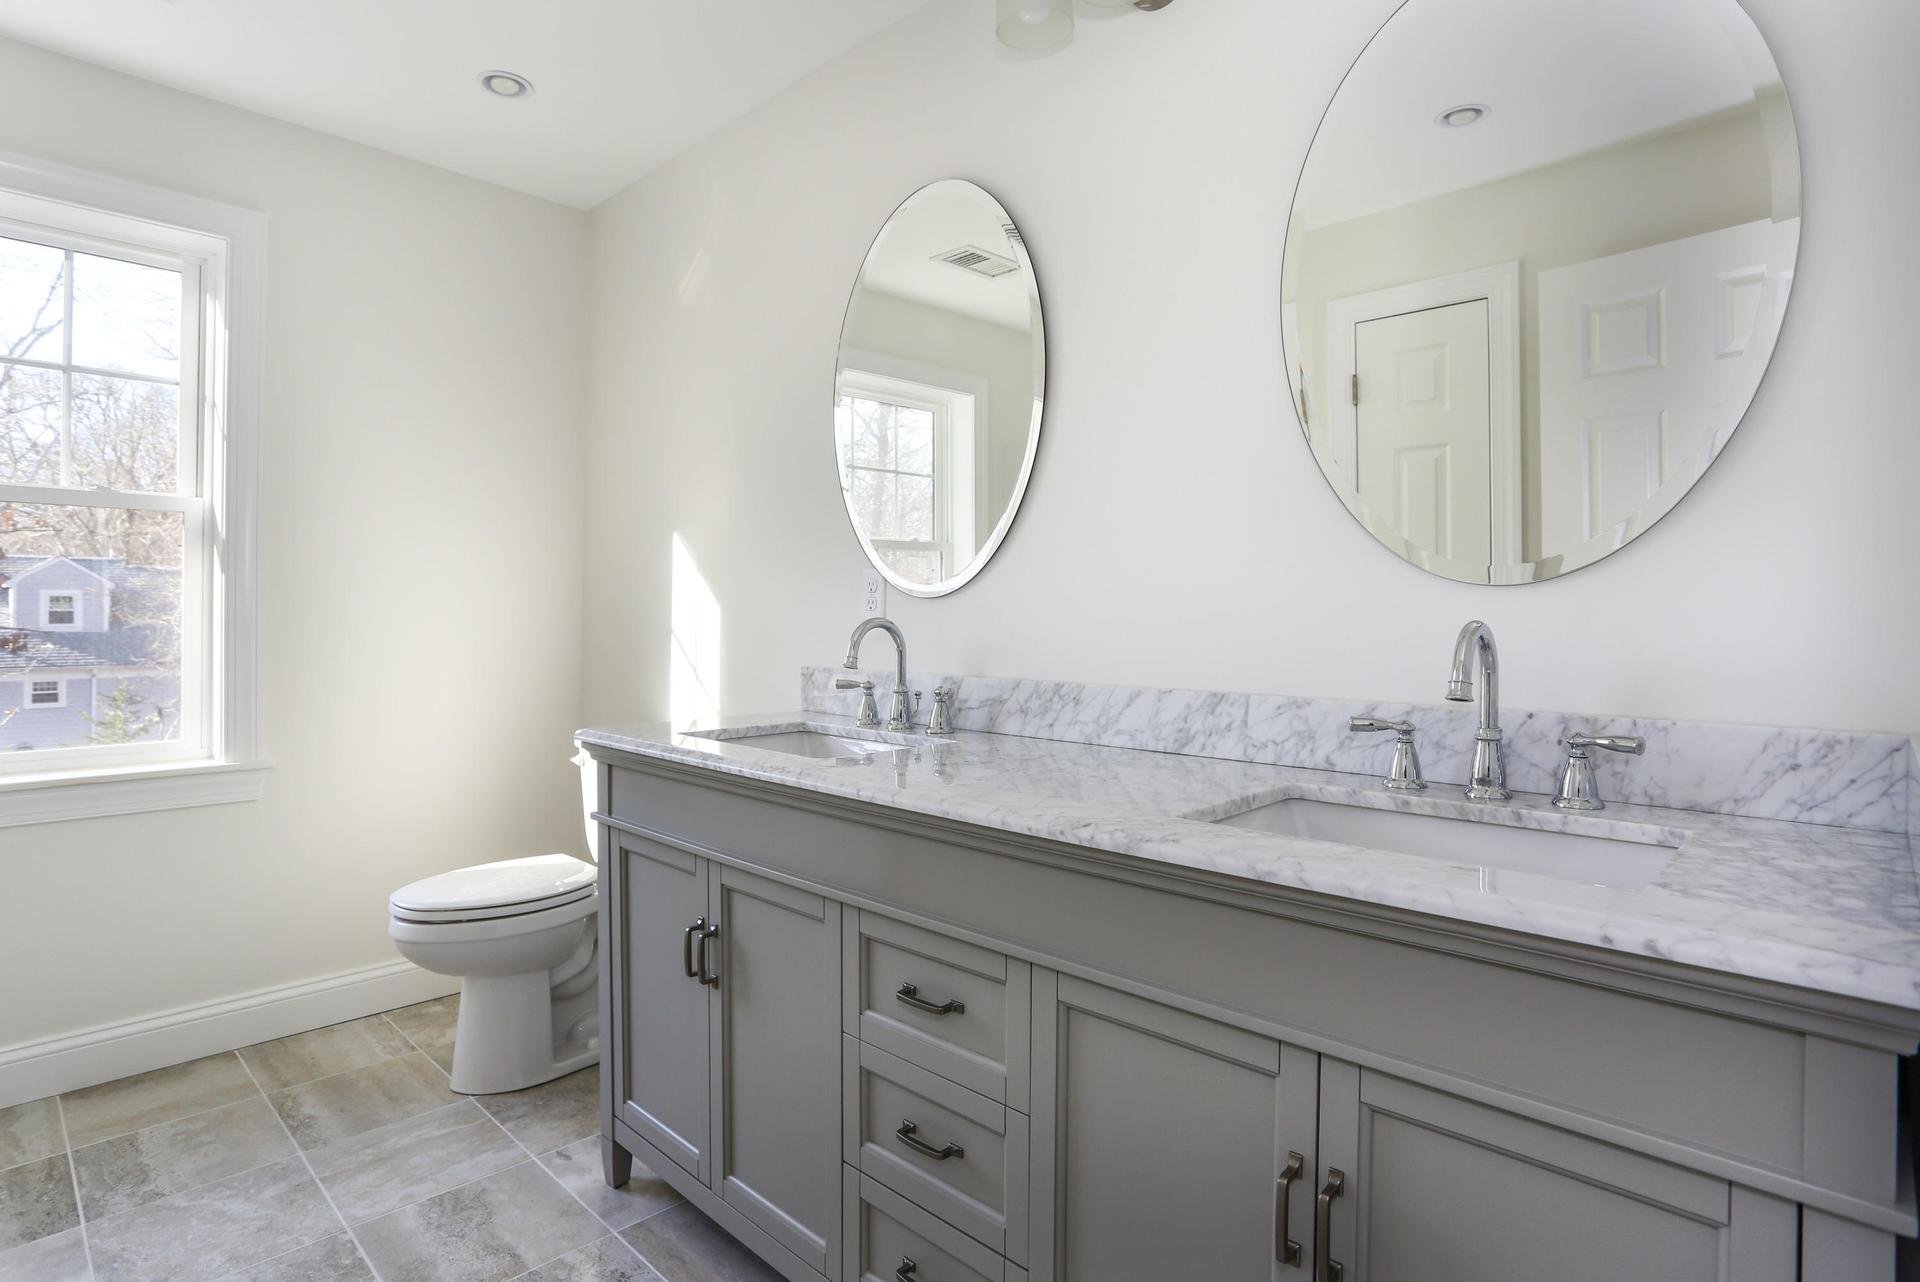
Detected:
[1027,972,1322,1282]
[1312,1060,1798,1282]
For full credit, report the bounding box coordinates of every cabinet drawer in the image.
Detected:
[842,1166,1028,1282]
[844,1037,1029,1262]
[844,911,1031,1109]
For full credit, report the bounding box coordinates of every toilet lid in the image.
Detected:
[390,854,596,914]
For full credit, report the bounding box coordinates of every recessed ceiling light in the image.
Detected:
[1436,103,1489,128]
[478,70,534,99]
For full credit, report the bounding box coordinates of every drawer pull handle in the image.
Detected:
[895,1119,964,1161]
[1314,1167,1345,1282]
[695,921,720,987]
[1275,1150,1304,1267]
[682,918,705,979]
[896,983,965,1015]
[895,1259,918,1281]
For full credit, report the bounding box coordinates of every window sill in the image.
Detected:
[0,759,269,828]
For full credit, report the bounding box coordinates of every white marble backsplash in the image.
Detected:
[802,666,1914,834]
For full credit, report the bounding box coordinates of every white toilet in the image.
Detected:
[388,854,600,1095]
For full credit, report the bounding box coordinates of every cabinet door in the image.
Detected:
[1029,972,1320,1282]
[1314,1061,1797,1282]
[710,864,843,1278]
[612,834,713,1182]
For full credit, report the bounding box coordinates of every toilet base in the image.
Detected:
[449,969,601,1095]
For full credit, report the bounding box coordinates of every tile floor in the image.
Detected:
[0,996,783,1282]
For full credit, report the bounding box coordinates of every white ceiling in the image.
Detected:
[0,0,931,208]
[1296,0,1785,228]
[861,188,1035,331]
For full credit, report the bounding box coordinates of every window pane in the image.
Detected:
[880,547,943,586]
[0,237,64,363]
[0,502,184,752]
[72,253,180,380]
[848,466,892,536]
[896,475,935,541]
[70,373,179,493]
[895,409,934,476]
[0,363,63,485]
[846,397,894,469]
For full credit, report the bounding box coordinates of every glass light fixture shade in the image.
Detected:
[996,0,1074,51]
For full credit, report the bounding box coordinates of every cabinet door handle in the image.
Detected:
[894,1119,964,1161]
[1275,1150,1304,1266]
[895,1259,918,1281]
[896,983,965,1015]
[1314,1168,1345,1282]
[696,921,720,987]
[682,918,705,979]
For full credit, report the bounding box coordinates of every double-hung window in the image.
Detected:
[835,368,979,588]
[0,155,261,820]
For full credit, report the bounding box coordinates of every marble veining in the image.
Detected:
[580,711,1920,1011]
[802,666,1912,833]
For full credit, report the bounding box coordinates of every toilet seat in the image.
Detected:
[390,854,595,924]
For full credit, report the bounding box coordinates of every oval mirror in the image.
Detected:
[1281,0,1800,584]
[835,179,1045,597]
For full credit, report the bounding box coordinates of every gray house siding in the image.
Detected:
[9,560,111,633]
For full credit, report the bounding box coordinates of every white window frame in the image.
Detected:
[40,592,78,630]
[835,363,980,593]
[26,678,65,708]
[0,152,265,826]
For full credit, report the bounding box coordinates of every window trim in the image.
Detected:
[26,678,65,708]
[836,361,983,591]
[0,150,265,823]
[40,592,79,630]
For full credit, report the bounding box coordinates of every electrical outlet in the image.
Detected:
[859,567,884,619]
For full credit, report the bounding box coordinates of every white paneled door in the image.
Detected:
[1353,299,1492,566]
[1537,217,1799,557]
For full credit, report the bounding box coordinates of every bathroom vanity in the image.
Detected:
[580,680,1920,1282]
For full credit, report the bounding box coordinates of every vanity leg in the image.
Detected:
[602,1135,633,1189]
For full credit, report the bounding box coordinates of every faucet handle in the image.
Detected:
[1566,732,1645,756]
[835,677,880,729]
[1349,716,1425,791]
[834,677,873,691]
[928,687,956,737]
[1555,731,1644,810]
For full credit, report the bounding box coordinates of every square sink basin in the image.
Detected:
[690,729,909,761]
[1213,797,1677,890]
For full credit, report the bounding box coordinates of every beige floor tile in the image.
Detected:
[0,1224,89,1282]
[0,1152,78,1252]
[225,1232,375,1281]
[61,1053,258,1147]
[353,1160,602,1282]
[476,1066,598,1152]
[384,995,459,1074]
[304,1099,522,1223]
[523,1234,665,1282]
[267,1052,458,1150]
[87,1155,339,1282]
[620,1204,785,1282]
[0,1098,64,1172]
[74,1096,295,1220]
[239,1017,414,1093]
[537,1139,682,1231]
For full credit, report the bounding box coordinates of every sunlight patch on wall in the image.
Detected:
[670,532,722,726]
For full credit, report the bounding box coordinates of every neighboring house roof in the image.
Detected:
[0,556,176,675]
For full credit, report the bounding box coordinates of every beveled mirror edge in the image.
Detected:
[1276,0,1803,588]
[832,177,1047,599]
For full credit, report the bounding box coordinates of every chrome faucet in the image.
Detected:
[1446,620,1510,801]
[844,617,912,732]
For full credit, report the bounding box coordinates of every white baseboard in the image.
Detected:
[0,959,460,1109]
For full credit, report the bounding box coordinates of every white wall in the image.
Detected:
[0,38,589,1054]
[584,0,1920,738]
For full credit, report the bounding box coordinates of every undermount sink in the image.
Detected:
[1213,797,1678,890]
[691,729,909,761]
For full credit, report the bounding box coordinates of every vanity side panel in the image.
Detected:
[601,764,1889,1212]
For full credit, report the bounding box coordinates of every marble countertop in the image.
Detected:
[577,714,1920,1012]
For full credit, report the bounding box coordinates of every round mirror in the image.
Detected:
[1281,0,1800,584]
[835,180,1045,597]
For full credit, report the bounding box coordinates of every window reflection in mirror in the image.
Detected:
[1281,0,1800,584]
[834,180,1044,597]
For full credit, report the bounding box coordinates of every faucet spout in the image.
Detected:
[845,617,911,732]
[1446,620,1510,801]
